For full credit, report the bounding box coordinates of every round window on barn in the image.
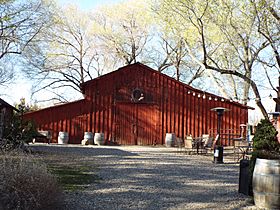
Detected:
[131,89,144,102]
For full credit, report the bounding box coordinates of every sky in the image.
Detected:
[57,0,123,10]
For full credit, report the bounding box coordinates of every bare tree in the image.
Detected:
[0,0,52,86]
[21,0,206,102]
[151,35,189,80]
[23,5,117,103]
[253,0,280,76]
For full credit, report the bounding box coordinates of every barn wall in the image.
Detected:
[0,106,14,139]
[82,64,249,146]
[24,63,250,146]
[24,100,91,144]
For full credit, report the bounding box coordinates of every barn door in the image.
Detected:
[71,115,87,144]
[115,103,136,145]
[115,103,159,145]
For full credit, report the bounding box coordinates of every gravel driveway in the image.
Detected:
[31,144,254,210]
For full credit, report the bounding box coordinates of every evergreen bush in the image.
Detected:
[252,118,280,159]
[248,118,280,195]
[0,114,37,151]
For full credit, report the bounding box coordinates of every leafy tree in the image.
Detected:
[93,0,204,83]
[14,98,40,114]
[92,0,154,65]
[17,0,278,113]
[155,0,278,118]
[154,0,235,97]
[21,0,207,102]
[23,0,160,102]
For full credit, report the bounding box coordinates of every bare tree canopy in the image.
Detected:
[0,0,54,86]
[22,1,155,103]
[5,0,278,120]
[24,5,100,101]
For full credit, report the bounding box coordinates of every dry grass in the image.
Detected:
[0,151,63,210]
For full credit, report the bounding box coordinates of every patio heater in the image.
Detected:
[240,124,246,139]
[211,107,230,164]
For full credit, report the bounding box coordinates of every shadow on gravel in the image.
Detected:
[30,144,250,210]
[88,150,248,209]
[30,144,137,157]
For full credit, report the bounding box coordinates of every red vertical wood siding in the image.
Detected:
[23,63,251,145]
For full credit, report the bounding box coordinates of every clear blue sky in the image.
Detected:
[57,0,123,10]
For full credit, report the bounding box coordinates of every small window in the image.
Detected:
[131,89,144,102]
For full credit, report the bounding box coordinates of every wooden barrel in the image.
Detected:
[165,133,176,147]
[94,133,105,145]
[58,132,69,144]
[84,132,94,145]
[253,158,280,210]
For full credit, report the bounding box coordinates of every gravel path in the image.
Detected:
[30,144,255,210]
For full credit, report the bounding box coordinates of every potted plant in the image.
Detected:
[250,119,280,209]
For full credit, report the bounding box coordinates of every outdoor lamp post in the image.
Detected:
[211,107,230,164]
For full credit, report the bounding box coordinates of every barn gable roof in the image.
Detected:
[81,62,253,110]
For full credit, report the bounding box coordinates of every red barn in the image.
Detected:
[24,63,251,145]
[0,98,18,138]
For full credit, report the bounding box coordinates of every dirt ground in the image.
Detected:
[30,144,256,210]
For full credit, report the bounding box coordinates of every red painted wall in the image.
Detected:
[24,63,250,145]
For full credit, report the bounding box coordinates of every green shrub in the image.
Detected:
[0,114,37,151]
[248,118,280,196]
[253,119,279,153]
[0,152,63,210]
[250,119,279,175]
